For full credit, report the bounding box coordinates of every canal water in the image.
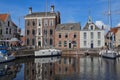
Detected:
[0,56,120,80]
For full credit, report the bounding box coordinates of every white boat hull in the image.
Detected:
[99,50,118,59]
[35,49,62,57]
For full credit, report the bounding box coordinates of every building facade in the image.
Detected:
[105,27,120,48]
[0,14,20,46]
[24,5,60,48]
[55,23,80,49]
[80,17,105,49]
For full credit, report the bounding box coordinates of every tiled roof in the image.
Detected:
[0,14,8,22]
[56,23,80,31]
[110,27,119,34]
[25,12,56,17]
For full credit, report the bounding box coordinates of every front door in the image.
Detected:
[69,43,71,48]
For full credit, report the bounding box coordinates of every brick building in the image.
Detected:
[55,23,80,49]
[24,5,60,48]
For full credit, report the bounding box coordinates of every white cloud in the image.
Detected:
[95,21,110,30]
[116,23,120,27]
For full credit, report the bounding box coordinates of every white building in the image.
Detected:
[80,17,105,49]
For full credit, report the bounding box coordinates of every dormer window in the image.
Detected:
[91,26,93,30]
[89,24,95,30]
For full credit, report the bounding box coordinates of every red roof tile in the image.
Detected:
[111,28,118,34]
[0,14,8,22]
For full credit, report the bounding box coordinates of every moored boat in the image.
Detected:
[35,49,62,57]
[99,49,118,59]
[0,46,15,63]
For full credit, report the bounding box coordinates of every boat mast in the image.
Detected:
[108,0,112,49]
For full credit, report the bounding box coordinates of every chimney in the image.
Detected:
[50,5,54,13]
[29,7,32,14]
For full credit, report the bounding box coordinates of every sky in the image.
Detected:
[0,0,120,35]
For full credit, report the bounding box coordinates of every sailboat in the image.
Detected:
[99,0,118,59]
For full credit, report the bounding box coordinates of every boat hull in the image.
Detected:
[35,49,62,57]
[0,56,15,63]
[99,50,117,59]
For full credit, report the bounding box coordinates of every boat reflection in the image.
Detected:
[34,56,61,64]
[0,62,22,80]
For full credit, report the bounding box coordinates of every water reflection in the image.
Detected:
[0,56,120,80]
[0,62,22,80]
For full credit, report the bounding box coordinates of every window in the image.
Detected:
[0,29,2,35]
[9,28,11,34]
[50,29,53,35]
[74,33,77,38]
[44,29,47,35]
[65,33,68,38]
[98,32,101,39]
[32,29,35,35]
[32,39,35,45]
[38,28,41,35]
[91,32,93,39]
[27,30,30,35]
[38,19,41,26]
[73,41,77,47]
[32,21,35,26]
[27,21,30,26]
[38,41,41,46]
[83,32,87,39]
[44,19,48,26]
[50,39,53,45]
[8,21,10,26]
[84,41,87,46]
[65,67,68,73]
[49,19,54,26]
[0,22,1,26]
[64,41,67,47]
[91,26,93,30]
[59,33,61,38]
[98,40,101,46]
[27,38,29,45]
[58,41,62,47]
[59,67,61,73]
[64,58,67,64]
[6,28,8,34]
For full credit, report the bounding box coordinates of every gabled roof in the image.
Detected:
[83,16,100,30]
[0,14,8,22]
[56,23,80,31]
[83,22,100,30]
